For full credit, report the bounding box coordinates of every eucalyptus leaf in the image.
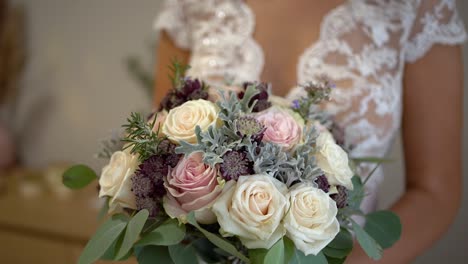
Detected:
[187,212,250,263]
[115,209,149,259]
[347,176,364,210]
[248,248,268,264]
[289,249,327,264]
[100,231,125,260]
[283,237,295,264]
[327,228,353,250]
[326,256,346,264]
[97,198,110,221]
[322,247,350,259]
[193,238,225,263]
[351,219,383,260]
[62,165,97,189]
[78,214,127,264]
[137,246,173,264]
[364,211,401,249]
[264,238,285,264]
[168,243,198,264]
[136,218,185,247]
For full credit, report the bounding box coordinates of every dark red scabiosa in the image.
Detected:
[330,185,348,208]
[239,82,272,112]
[235,116,266,143]
[315,175,331,193]
[219,150,255,181]
[131,148,181,217]
[159,78,209,111]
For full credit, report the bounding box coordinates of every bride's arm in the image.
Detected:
[348,44,464,263]
[153,31,190,106]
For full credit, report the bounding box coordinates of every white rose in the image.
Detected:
[284,183,340,256]
[99,151,139,213]
[212,175,289,249]
[315,132,354,190]
[162,99,219,144]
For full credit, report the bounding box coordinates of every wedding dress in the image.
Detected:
[154,0,466,213]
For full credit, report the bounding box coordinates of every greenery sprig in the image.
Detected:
[168,58,190,89]
[122,112,164,161]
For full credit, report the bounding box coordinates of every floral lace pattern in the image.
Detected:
[155,0,466,211]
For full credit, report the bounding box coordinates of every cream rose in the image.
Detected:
[163,152,223,224]
[212,175,289,249]
[256,107,304,149]
[99,150,139,213]
[315,132,354,190]
[162,99,219,144]
[284,183,340,256]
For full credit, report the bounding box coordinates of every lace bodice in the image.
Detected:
[154,0,466,211]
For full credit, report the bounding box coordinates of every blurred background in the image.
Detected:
[0,0,466,263]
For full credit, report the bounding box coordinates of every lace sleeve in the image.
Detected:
[154,0,191,50]
[404,0,466,62]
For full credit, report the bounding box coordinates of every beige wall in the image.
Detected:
[6,0,161,169]
[4,0,468,262]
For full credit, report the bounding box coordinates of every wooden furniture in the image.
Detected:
[0,168,137,264]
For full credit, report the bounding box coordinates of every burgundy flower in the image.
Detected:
[220,150,254,181]
[315,175,330,193]
[159,78,209,111]
[330,185,348,209]
[239,82,272,112]
[235,116,266,143]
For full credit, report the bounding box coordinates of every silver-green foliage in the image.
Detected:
[175,86,259,166]
[244,127,323,187]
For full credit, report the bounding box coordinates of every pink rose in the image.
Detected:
[256,107,304,149]
[163,152,223,224]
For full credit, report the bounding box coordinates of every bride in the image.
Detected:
[152,0,466,263]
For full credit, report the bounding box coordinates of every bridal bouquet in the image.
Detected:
[63,62,401,264]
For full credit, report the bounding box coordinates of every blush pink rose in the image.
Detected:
[256,107,304,149]
[163,152,223,224]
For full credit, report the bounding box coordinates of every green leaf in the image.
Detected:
[347,176,364,209]
[115,209,150,259]
[326,256,346,264]
[289,249,327,264]
[249,248,268,264]
[249,238,286,264]
[364,211,401,249]
[193,238,225,263]
[187,212,250,263]
[168,243,198,264]
[351,157,392,164]
[351,219,383,260]
[136,218,186,247]
[100,231,125,260]
[78,214,127,264]
[324,228,353,258]
[264,238,285,264]
[62,165,97,189]
[322,247,350,259]
[283,237,295,264]
[97,198,110,221]
[137,246,174,264]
